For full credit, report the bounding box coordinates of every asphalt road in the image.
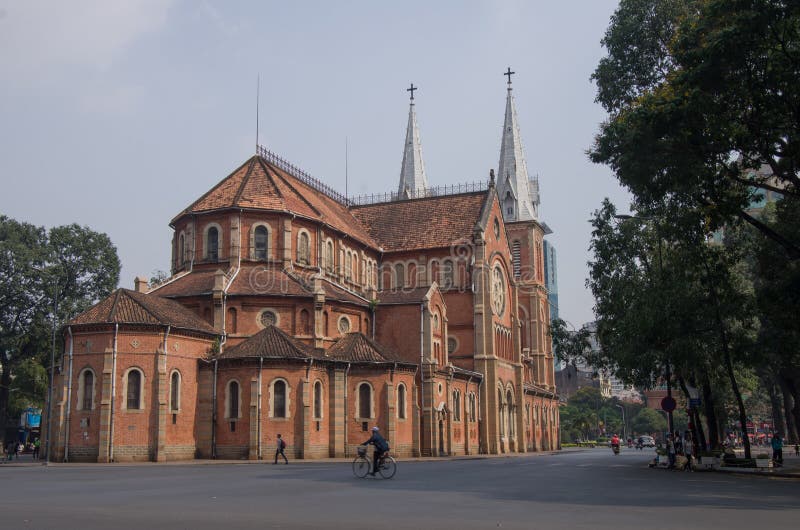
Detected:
[1,448,798,530]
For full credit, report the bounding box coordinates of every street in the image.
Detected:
[1,448,798,529]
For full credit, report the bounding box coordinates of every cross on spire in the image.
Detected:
[504,67,515,88]
[407,83,417,101]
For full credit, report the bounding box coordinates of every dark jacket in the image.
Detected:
[362,431,389,452]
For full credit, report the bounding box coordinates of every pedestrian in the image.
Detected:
[683,432,693,472]
[667,434,676,469]
[7,440,16,461]
[32,438,40,460]
[794,443,799,457]
[273,434,288,464]
[771,433,783,466]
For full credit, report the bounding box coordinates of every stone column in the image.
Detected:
[154,344,168,462]
[282,217,293,268]
[196,367,214,458]
[412,383,420,457]
[97,348,114,463]
[385,380,395,450]
[301,378,311,459]
[331,367,346,457]
[249,377,259,460]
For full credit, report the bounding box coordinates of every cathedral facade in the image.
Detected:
[49,79,559,462]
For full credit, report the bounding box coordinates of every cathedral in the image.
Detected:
[48,75,559,462]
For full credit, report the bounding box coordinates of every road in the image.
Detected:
[1,448,798,529]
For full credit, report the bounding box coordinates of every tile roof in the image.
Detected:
[350,191,488,252]
[68,289,216,334]
[172,156,378,248]
[218,325,316,360]
[326,333,404,363]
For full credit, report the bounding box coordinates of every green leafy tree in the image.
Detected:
[632,408,668,436]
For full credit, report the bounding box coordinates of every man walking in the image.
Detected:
[771,433,783,466]
[273,434,288,464]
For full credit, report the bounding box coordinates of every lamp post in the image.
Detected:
[34,264,59,464]
[616,404,626,441]
[613,214,674,437]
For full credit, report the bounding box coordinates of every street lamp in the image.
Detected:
[33,265,59,464]
[613,214,675,437]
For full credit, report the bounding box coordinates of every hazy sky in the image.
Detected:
[0,0,630,328]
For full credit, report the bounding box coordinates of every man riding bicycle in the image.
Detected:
[361,426,390,476]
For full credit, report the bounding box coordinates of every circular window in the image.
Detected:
[494,218,500,238]
[260,310,277,327]
[338,316,351,334]
[491,266,505,316]
[447,337,457,354]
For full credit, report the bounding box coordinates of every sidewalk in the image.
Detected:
[1,448,577,468]
[715,450,800,478]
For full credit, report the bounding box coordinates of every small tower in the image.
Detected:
[496,68,539,221]
[397,83,429,198]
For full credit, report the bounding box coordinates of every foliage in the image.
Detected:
[0,215,120,432]
[632,408,667,435]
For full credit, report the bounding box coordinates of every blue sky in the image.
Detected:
[0,0,630,327]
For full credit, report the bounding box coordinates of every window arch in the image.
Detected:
[272,379,288,418]
[441,259,455,289]
[313,381,323,420]
[357,382,372,419]
[297,230,311,265]
[253,224,270,260]
[511,240,521,279]
[204,224,221,262]
[453,389,461,421]
[226,380,241,419]
[469,392,477,422]
[299,309,310,335]
[170,370,181,412]
[325,239,335,272]
[178,232,186,267]
[125,368,144,410]
[78,368,95,411]
[397,383,407,419]
[227,307,238,334]
[394,263,405,288]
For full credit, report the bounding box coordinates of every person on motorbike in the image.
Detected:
[611,434,620,454]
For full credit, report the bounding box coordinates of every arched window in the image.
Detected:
[325,240,334,272]
[323,312,329,336]
[441,259,454,289]
[178,233,185,266]
[170,371,181,412]
[299,309,310,335]
[206,226,219,262]
[273,380,287,418]
[511,241,521,279]
[507,390,515,437]
[228,381,240,419]
[314,381,322,419]
[394,263,405,288]
[397,384,407,419]
[469,393,477,422]
[79,369,94,410]
[254,225,268,260]
[126,369,142,410]
[358,383,371,419]
[453,389,461,421]
[498,389,505,435]
[351,253,358,282]
[227,307,238,334]
[297,231,310,265]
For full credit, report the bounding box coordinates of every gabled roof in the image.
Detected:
[68,289,216,334]
[172,155,378,248]
[350,191,488,252]
[326,333,403,363]
[218,325,315,360]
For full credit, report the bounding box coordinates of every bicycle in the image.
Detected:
[352,446,397,479]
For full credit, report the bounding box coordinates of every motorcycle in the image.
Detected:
[612,444,620,455]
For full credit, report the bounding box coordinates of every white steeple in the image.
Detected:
[497,68,539,222]
[397,83,428,198]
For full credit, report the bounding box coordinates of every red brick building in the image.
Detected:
[49,80,559,462]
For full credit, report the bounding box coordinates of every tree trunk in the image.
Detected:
[780,375,800,444]
[701,373,720,449]
[768,380,787,441]
[0,357,11,439]
[678,375,703,455]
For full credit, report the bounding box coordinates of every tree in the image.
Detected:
[591,0,800,259]
[632,408,668,436]
[0,216,120,434]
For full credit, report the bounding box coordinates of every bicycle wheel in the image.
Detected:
[352,457,370,478]
[378,456,397,479]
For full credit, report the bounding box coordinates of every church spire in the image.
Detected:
[397,83,429,198]
[497,68,539,222]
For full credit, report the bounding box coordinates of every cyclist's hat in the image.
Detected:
[372,426,379,431]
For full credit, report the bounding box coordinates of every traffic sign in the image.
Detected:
[661,396,677,412]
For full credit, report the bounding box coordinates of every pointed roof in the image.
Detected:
[171,155,378,248]
[351,191,488,252]
[218,324,316,360]
[68,289,216,334]
[397,97,429,197]
[326,333,403,363]
[496,79,539,222]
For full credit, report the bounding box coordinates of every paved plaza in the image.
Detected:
[1,448,798,529]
